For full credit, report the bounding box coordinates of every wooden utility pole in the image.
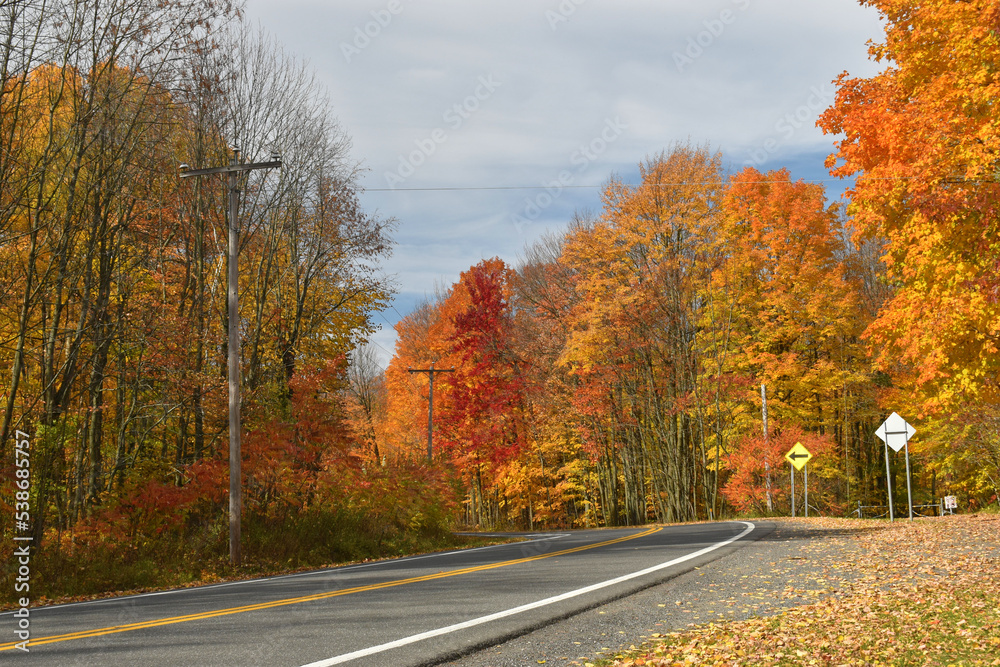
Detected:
[407,362,454,461]
[180,148,281,566]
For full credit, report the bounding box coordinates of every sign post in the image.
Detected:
[785,442,812,518]
[874,412,917,522]
[882,435,893,522]
[790,461,795,518]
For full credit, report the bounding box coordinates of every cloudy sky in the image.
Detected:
[242,0,887,366]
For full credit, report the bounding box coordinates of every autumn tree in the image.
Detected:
[560,144,727,523]
[0,0,241,541]
[721,423,834,515]
[0,1,397,571]
[383,293,464,463]
[434,258,529,525]
[346,342,387,463]
[439,260,524,464]
[207,25,394,406]
[378,153,895,526]
[819,0,1000,508]
[512,228,593,528]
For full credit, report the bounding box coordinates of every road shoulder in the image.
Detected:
[443,518,866,666]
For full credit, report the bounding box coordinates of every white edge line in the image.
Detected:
[301,522,756,667]
[0,533,569,616]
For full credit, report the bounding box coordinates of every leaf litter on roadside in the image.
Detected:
[590,515,1000,667]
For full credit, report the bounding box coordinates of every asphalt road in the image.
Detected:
[1,521,760,666]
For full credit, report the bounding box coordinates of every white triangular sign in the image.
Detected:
[874,412,915,453]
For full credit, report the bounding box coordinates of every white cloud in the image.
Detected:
[245,0,885,366]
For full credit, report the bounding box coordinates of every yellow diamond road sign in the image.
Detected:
[785,442,812,471]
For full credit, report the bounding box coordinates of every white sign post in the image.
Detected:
[875,412,917,521]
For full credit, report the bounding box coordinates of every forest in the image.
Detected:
[2,0,1000,601]
[379,0,1000,527]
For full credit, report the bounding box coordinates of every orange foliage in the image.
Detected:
[819,0,1000,410]
[722,424,835,515]
[721,167,865,431]
[383,294,465,461]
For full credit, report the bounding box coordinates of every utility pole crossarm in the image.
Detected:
[180,160,283,178]
[407,362,455,462]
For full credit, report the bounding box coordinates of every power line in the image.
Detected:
[366,184,606,192]
[389,303,408,321]
[360,339,394,370]
[362,175,914,193]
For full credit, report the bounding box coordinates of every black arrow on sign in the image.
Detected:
[789,452,810,461]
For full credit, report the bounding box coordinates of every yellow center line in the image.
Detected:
[1,526,661,651]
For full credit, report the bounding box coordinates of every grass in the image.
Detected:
[2,509,512,610]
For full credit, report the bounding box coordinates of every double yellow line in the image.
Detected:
[1,526,660,651]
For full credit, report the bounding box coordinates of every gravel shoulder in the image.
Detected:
[442,518,870,667]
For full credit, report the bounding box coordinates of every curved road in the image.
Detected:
[2,521,759,666]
